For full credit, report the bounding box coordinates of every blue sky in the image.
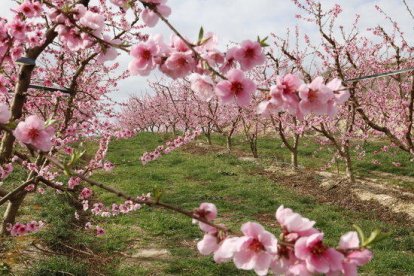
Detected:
[1,0,413,103]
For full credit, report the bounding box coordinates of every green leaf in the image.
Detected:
[372,232,391,244]
[63,164,72,176]
[45,118,57,127]
[353,224,365,244]
[67,149,86,167]
[199,36,212,46]
[259,36,269,47]
[363,230,390,247]
[363,229,380,247]
[198,26,204,44]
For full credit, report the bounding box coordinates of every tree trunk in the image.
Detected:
[343,144,355,183]
[291,150,298,169]
[250,138,258,158]
[290,134,300,169]
[205,132,212,145]
[226,135,232,152]
[0,193,25,235]
[1,156,44,235]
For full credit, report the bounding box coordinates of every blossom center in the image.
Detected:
[248,238,265,252]
[307,89,318,102]
[281,81,294,95]
[195,209,210,219]
[177,57,188,67]
[231,81,244,95]
[23,7,32,13]
[142,49,152,60]
[28,128,40,140]
[244,48,255,59]
[310,241,327,256]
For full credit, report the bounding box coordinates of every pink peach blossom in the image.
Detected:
[326,78,350,116]
[298,77,335,115]
[129,39,160,76]
[80,187,93,199]
[231,222,278,275]
[220,47,238,73]
[295,232,344,274]
[234,40,266,71]
[7,19,27,40]
[275,74,302,112]
[68,177,81,189]
[270,252,307,276]
[189,73,215,101]
[14,115,54,152]
[79,11,105,33]
[203,49,225,66]
[276,205,318,238]
[212,237,241,263]
[197,227,221,255]
[72,4,87,20]
[257,87,285,115]
[103,161,114,172]
[161,52,196,79]
[18,1,36,18]
[96,226,105,236]
[97,37,120,63]
[141,0,171,28]
[171,35,190,52]
[193,202,217,230]
[198,233,220,255]
[215,69,256,106]
[339,231,373,276]
[0,103,11,124]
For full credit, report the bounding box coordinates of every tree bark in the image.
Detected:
[343,144,355,183]
[0,192,25,235]
[226,135,232,152]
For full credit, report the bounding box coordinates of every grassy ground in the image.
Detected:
[211,134,414,190]
[3,132,414,275]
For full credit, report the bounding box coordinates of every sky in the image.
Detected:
[1,0,414,104]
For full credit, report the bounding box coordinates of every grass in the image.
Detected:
[3,132,414,275]
[210,133,414,190]
[90,133,414,275]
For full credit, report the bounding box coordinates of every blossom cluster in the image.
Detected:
[0,103,11,124]
[258,75,350,118]
[0,163,13,180]
[110,0,172,28]
[50,5,103,50]
[85,200,142,217]
[6,220,45,236]
[194,203,372,276]
[128,23,350,117]
[13,115,54,152]
[87,136,114,172]
[0,0,45,63]
[85,222,105,236]
[140,129,201,165]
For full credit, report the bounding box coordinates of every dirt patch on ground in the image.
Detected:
[259,167,414,226]
[186,142,414,225]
